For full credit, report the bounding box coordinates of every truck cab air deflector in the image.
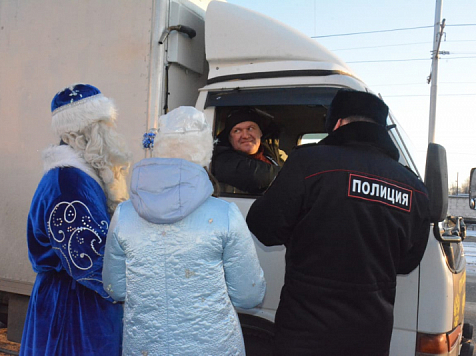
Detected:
[205,1,355,82]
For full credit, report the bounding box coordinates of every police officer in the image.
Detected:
[246,89,430,356]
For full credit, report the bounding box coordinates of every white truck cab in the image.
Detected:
[196,2,473,355]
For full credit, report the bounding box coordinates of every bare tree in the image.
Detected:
[449,176,470,195]
[461,177,470,194]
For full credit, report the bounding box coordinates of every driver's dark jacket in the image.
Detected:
[246,122,430,356]
[212,140,283,195]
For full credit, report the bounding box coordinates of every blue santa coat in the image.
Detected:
[103,157,266,355]
[20,145,123,356]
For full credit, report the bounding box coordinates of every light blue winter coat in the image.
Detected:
[103,157,266,356]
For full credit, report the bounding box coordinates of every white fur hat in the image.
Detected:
[152,106,213,167]
[51,83,116,137]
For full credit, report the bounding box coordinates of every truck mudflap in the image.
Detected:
[461,323,474,355]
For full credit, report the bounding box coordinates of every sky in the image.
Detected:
[227,0,476,189]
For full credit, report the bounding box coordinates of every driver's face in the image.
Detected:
[229,121,262,155]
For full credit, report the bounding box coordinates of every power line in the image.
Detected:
[312,24,476,39]
[446,24,476,27]
[330,40,476,52]
[331,42,430,51]
[348,58,430,64]
[439,56,476,60]
[348,56,476,64]
[312,25,433,38]
[370,82,476,87]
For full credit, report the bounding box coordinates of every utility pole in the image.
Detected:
[456,172,459,195]
[428,0,445,144]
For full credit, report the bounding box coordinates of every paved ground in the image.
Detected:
[0,328,19,356]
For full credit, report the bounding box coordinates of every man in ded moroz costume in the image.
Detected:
[20,84,131,356]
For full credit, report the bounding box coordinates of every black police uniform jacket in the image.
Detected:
[246,122,430,356]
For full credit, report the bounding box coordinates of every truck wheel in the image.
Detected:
[463,322,474,340]
[460,341,474,356]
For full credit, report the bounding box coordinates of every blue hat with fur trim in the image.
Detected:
[51,83,116,137]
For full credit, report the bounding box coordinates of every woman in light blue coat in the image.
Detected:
[103,106,266,356]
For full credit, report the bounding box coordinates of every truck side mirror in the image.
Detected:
[424,143,461,242]
[470,168,476,209]
[424,143,448,222]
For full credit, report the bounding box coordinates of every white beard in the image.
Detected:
[103,166,129,215]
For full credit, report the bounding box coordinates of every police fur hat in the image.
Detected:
[152,106,213,167]
[325,89,389,133]
[51,83,116,137]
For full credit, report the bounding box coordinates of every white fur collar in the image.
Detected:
[42,145,104,189]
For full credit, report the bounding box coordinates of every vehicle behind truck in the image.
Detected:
[0,0,473,354]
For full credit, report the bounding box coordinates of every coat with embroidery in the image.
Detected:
[247,122,431,356]
[102,157,266,356]
[20,145,123,356]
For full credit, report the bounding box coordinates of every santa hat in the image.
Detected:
[51,83,116,137]
[152,106,213,167]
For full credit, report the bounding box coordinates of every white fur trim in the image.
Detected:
[151,106,213,166]
[42,145,103,188]
[152,130,214,167]
[51,95,116,137]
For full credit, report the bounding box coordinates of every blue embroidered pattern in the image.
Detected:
[48,200,108,275]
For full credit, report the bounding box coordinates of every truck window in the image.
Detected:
[206,87,419,197]
[299,133,328,145]
[211,103,327,196]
